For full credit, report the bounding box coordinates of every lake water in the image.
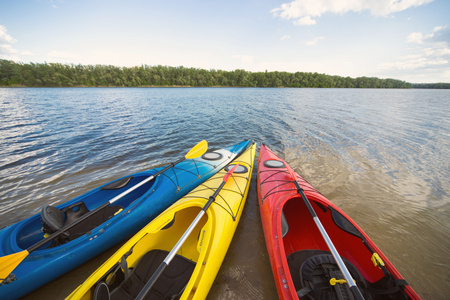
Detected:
[0,87,449,299]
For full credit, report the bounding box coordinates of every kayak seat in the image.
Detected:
[100,176,133,190]
[41,202,90,236]
[287,250,370,300]
[330,207,365,240]
[109,249,196,300]
[93,282,111,300]
[41,202,123,246]
[64,202,90,224]
[281,211,289,238]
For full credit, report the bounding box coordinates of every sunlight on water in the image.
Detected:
[0,87,449,299]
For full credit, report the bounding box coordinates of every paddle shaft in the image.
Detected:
[136,166,237,300]
[28,157,186,253]
[293,181,365,300]
[107,158,185,205]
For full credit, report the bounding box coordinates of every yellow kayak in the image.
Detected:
[67,143,256,300]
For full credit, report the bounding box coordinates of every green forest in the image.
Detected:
[411,83,450,89]
[0,59,416,88]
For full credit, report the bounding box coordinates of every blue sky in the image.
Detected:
[1,0,449,83]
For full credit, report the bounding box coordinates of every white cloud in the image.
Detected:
[232,54,254,64]
[47,50,81,62]
[379,26,450,79]
[271,0,434,25]
[0,44,17,55]
[49,0,59,9]
[0,24,35,61]
[407,32,424,44]
[408,26,449,44]
[0,25,16,44]
[429,25,450,43]
[21,50,35,56]
[280,35,291,40]
[0,45,19,61]
[379,55,448,70]
[433,26,445,32]
[305,36,324,46]
[294,16,316,26]
[0,25,18,60]
[423,46,450,57]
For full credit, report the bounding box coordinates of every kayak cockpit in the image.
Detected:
[281,197,411,300]
[95,250,196,300]
[14,174,156,250]
[287,249,411,300]
[40,202,123,247]
[90,205,208,300]
[287,249,369,300]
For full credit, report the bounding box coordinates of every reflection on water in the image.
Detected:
[0,88,449,299]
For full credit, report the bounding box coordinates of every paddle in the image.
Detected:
[286,166,365,300]
[135,163,240,300]
[0,140,208,284]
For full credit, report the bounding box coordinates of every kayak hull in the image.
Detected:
[0,140,250,300]
[257,144,420,300]
[67,143,256,300]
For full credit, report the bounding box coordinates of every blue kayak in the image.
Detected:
[0,140,250,299]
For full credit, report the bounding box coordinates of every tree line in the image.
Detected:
[0,59,413,88]
[412,83,450,89]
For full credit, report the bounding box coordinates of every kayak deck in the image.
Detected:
[257,144,421,300]
[67,143,256,300]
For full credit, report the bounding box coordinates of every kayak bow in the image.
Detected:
[67,143,256,300]
[257,144,421,300]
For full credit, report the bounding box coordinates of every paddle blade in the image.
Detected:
[0,250,29,283]
[185,140,208,159]
[223,163,240,183]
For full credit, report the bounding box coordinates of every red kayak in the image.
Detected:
[257,144,420,300]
